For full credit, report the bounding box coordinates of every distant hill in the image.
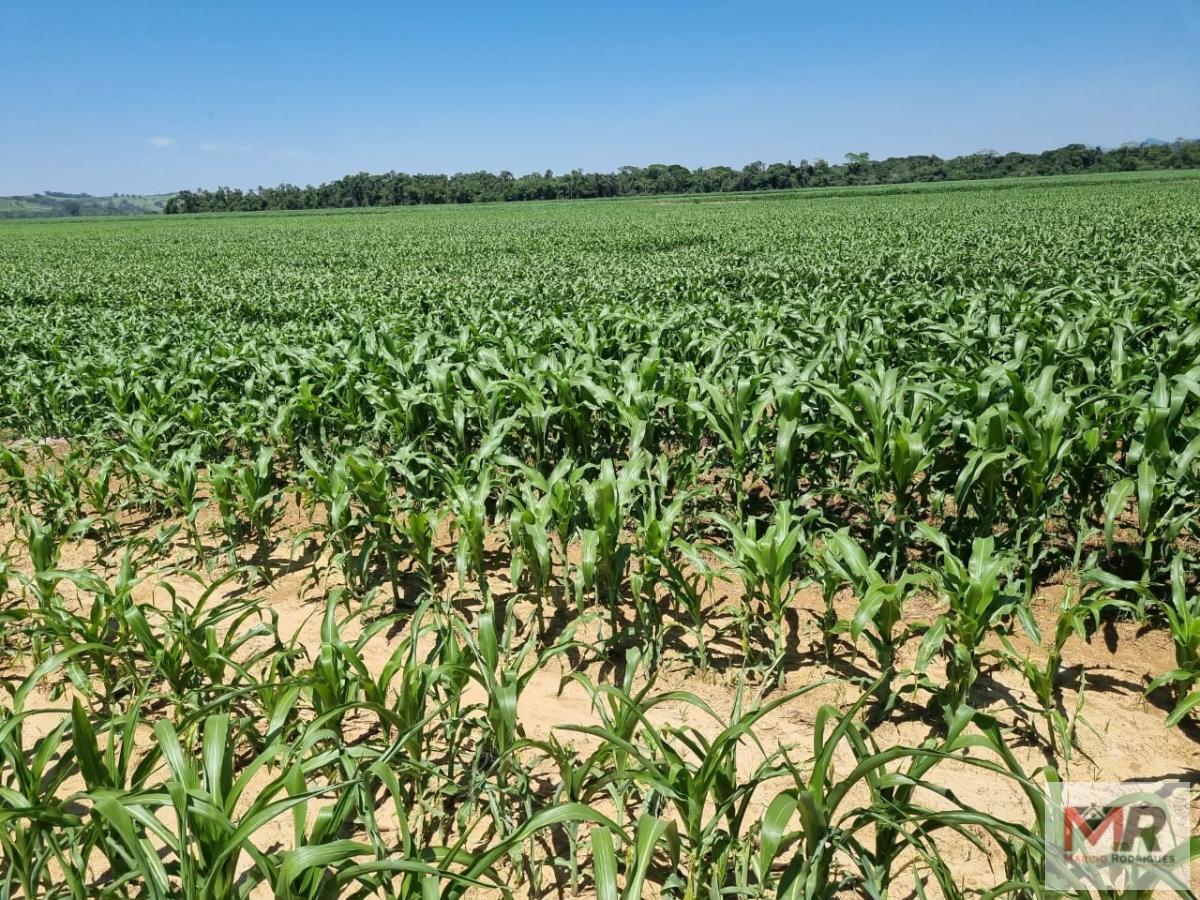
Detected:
[0,192,174,219]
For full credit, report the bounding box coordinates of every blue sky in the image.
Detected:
[2,0,1198,195]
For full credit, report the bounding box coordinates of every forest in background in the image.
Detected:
[163,138,1200,214]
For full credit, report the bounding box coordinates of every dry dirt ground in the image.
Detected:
[3,498,1198,898]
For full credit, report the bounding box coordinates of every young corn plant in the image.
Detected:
[662,536,717,673]
[0,709,92,900]
[307,591,385,733]
[24,451,88,533]
[580,456,642,646]
[17,512,93,613]
[298,448,402,601]
[208,446,281,555]
[1103,373,1199,584]
[0,446,31,518]
[296,448,358,589]
[79,455,120,548]
[814,365,943,574]
[765,690,1047,899]
[86,714,330,900]
[447,469,493,606]
[158,450,208,559]
[951,397,1015,546]
[583,350,663,457]
[915,524,1036,711]
[18,549,145,708]
[111,411,179,511]
[514,651,657,893]
[505,480,556,635]
[439,606,588,896]
[567,672,835,900]
[590,814,681,900]
[0,550,11,614]
[300,802,622,900]
[629,487,689,666]
[710,501,814,683]
[340,450,403,602]
[395,503,441,603]
[1138,557,1200,725]
[499,454,589,596]
[274,769,363,900]
[769,376,822,502]
[689,374,768,515]
[13,513,94,666]
[999,585,1120,764]
[821,529,920,717]
[453,605,575,793]
[1003,368,1078,585]
[125,572,287,711]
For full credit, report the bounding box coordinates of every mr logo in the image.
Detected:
[1045,780,1193,892]
[1062,801,1168,853]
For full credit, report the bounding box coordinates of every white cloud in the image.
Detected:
[147,136,176,148]
[198,141,253,153]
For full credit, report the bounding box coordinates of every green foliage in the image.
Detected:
[2,172,1200,898]
[158,145,1200,214]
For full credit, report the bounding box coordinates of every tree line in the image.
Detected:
[151,138,1191,213]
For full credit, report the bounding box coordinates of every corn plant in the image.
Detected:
[766,688,1047,899]
[85,714,330,900]
[209,446,281,550]
[1103,373,1199,583]
[915,524,1036,710]
[565,672,830,900]
[662,535,717,673]
[395,503,441,603]
[814,365,943,572]
[298,447,403,600]
[79,455,120,547]
[769,376,822,501]
[0,710,85,899]
[22,451,87,532]
[710,502,814,681]
[689,374,768,514]
[505,480,556,634]
[452,605,575,792]
[580,457,642,645]
[590,815,680,900]
[998,586,1116,761]
[1149,558,1200,724]
[446,469,492,604]
[16,512,92,613]
[821,529,920,715]
[0,446,30,517]
[126,571,287,710]
[500,454,589,595]
[148,450,208,558]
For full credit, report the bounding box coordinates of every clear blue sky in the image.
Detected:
[2,0,1198,195]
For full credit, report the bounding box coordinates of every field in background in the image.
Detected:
[0,191,174,219]
[1,171,1199,898]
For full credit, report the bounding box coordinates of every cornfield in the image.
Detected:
[1,171,1199,898]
